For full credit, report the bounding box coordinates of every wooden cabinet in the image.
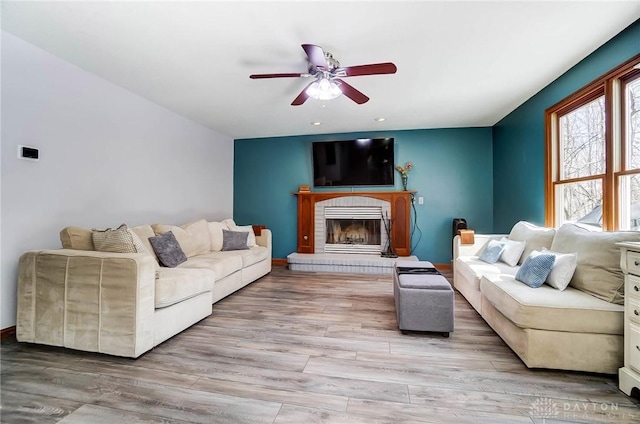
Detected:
[295,191,415,256]
[618,242,640,397]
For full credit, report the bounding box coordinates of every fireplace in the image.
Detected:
[295,191,414,257]
[313,197,391,255]
[324,207,382,254]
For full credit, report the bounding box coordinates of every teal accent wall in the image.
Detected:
[234,128,493,263]
[493,19,640,233]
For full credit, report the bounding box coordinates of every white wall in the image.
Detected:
[1,32,234,329]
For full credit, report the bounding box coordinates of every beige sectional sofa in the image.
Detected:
[16,218,272,358]
[453,221,640,374]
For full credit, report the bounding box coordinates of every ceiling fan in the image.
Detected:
[249,44,397,106]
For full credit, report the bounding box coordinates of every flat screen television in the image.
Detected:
[312,138,394,187]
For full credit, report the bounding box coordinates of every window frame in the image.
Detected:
[545,54,640,230]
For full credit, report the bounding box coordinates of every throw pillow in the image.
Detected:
[550,223,640,304]
[221,229,249,251]
[515,252,556,288]
[538,248,578,291]
[208,221,229,252]
[228,224,256,247]
[60,226,95,251]
[479,240,505,264]
[498,237,526,267]
[508,221,556,264]
[130,224,159,262]
[152,219,211,258]
[222,218,237,228]
[92,224,137,253]
[128,229,149,254]
[149,231,187,268]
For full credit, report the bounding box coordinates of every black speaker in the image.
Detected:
[452,218,467,238]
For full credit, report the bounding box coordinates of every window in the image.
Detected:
[545,55,640,230]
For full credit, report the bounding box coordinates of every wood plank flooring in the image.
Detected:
[2,266,639,423]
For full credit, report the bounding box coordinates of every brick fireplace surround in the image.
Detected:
[287,191,418,274]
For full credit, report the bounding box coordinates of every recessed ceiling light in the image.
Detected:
[374,117,386,122]
[311,122,322,126]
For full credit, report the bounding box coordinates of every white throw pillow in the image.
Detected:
[207,221,229,251]
[539,248,578,291]
[499,237,525,267]
[508,221,556,264]
[228,224,256,247]
[222,218,236,228]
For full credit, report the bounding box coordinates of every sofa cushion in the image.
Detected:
[480,275,624,335]
[234,246,270,268]
[130,224,160,262]
[207,221,229,252]
[155,267,214,309]
[455,256,518,292]
[178,252,243,280]
[550,223,640,304]
[149,231,188,268]
[508,221,556,264]
[60,226,95,251]
[152,219,211,258]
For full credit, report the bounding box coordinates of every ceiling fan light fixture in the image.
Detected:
[306,78,342,101]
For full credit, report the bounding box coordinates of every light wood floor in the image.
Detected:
[2,266,639,423]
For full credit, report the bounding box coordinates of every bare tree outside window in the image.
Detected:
[620,77,640,230]
[559,97,605,224]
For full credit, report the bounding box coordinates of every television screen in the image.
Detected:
[312,138,395,187]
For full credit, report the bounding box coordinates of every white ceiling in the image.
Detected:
[2,1,639,139]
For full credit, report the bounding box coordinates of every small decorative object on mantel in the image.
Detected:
[395,162,413,191]
[298,184,311,192]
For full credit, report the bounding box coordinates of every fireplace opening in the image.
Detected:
[326,219,381,246]
[323,206,384,254]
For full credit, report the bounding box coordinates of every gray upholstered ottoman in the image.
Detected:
[393,260,454,337]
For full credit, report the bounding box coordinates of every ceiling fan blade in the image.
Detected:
[335,79,369,104]
[250,73,308,79]
[291,81,314,106]
[302,44,327,69]
[340,62,397,77]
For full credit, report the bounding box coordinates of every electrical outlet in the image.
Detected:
[418,196,424,205]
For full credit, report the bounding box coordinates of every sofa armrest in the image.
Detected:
[255,228,272,254]
[17,249,157,358]
[453,234,507,259]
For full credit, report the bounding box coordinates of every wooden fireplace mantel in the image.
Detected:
[294,191,416,256]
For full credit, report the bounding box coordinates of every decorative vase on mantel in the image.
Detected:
[395,162,413,192]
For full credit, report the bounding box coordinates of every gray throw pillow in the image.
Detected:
[149,231,187,268]
[222,229,249,251]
